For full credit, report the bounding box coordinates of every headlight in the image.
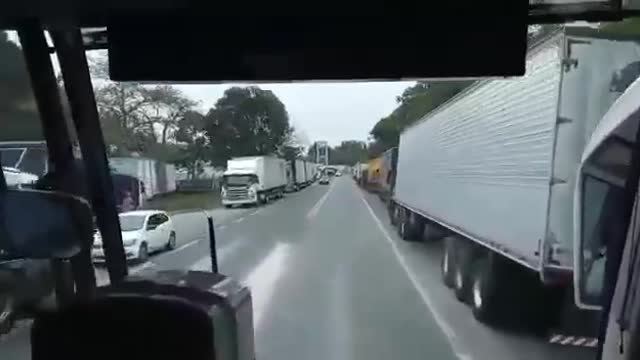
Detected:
[123,238,138,247]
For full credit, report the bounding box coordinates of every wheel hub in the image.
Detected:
[473,277,483,309]
[443,252,449,274]
[455,268,463,289]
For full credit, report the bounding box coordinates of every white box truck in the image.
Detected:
[294,159,306,190]
[388,28,640,336]
[221,156,287,207]
[109,157,177,208]
[304,161,316,186]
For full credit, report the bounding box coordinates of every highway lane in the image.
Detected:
[359,189,597,360]
[0,176,596,360]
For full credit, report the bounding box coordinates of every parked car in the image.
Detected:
[92,210,176,263]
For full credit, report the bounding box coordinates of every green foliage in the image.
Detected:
[144,190,221,213]
[204,86,291,167]
[329,140,367,165]
[174,110,208,178]
[369,80,474,155]
[280,145,304,161]
[599,18,640,35]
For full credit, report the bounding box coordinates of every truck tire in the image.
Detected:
[424,223,446,242]
[470,256,500,323]
[398,210,413,241]
[389,203,399,226]
[441,237,457,288]
[399,211,424,242]
[453,240,474,302]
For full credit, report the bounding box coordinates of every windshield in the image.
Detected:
[223,175,257,186]
[119,214,147,231]
[4,21,640,360]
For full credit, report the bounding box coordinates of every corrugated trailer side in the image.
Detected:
[395,37,562,269]
[390,33,565,329]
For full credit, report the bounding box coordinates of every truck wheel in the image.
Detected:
[224,205,232,209]
[389,203,398,226]
[410,213,425,241]
[398,210,411,241]
[441,237,457,288]
[470,256,499,323]
[453,241,474,302]
[399,211,423,242]
[424,223,446,242]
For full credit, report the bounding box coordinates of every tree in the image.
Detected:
[143,85,197,144]
[329,140,367,165]
[369,80,474,153]
[204,86,291,167]
[90,52,199,161]
[95,82,154,153]
[175,110,208,178]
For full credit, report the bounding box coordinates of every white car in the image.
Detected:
[92,210,176,263]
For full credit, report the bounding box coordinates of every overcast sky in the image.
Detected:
[174,82,413,146]
[2,34,412,147]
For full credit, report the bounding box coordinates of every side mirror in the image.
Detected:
[0,189,92,259]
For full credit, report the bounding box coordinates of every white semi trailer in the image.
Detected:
[389,28,640,334]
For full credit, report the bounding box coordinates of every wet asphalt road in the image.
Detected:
[0,177,596,360]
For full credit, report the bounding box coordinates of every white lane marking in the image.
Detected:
[174,239,201,252]
[248,209,263,216]
[217,224,227,230]
[233,217,245,224]
[357,190,472,360]
[243,243,291,329]
[306,180,337,219]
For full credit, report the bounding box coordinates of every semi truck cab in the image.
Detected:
[574,75,640,358]
[221,171,261,206]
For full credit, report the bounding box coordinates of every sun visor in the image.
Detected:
[106,10,529,82]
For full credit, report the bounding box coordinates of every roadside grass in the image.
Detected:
[144,190,221,213]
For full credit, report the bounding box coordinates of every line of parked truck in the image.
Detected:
[356,27,640,345]
[221,156,320,208]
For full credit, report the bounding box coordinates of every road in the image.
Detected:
[0,176,596,360]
